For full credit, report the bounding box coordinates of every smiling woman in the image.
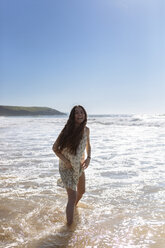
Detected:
[75,106,86,124]
[52,105,91,225]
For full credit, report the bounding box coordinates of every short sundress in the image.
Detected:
[58,128,87,191]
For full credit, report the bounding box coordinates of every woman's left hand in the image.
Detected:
[81,157,90,169]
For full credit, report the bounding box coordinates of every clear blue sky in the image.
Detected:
[0,0,165,114]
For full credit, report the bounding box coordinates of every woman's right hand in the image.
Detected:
[65,159,72,169]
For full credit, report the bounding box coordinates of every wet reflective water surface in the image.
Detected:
[0,115,165,247]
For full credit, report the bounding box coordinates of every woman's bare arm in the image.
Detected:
[86,127,91,158]
[52,134,72,168]
[82,127,91,169]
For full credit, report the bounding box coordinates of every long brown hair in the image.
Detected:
[58,105,87,155]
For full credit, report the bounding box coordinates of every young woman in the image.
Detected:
[52,105,91,225]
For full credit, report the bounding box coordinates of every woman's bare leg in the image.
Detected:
[75,172,85,206]
[66,188,77,225]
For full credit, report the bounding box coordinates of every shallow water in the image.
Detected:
[0,115,165,248]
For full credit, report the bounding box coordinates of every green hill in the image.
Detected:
[0,105,66,116]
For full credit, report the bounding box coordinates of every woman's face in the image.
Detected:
[74,106,85,125]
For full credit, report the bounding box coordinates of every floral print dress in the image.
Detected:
[58,128,87,191]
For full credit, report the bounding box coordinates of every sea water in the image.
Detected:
[0,114,165,248]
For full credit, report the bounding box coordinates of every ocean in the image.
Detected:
[0,114,165,248]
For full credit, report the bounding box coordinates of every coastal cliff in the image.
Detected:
[0,105,66,116]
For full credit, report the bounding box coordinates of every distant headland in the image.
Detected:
[0,105,66,116]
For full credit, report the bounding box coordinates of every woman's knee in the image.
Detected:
[77,172,85,194]
[69,195,77,204]
[79,188,85,195]
[67,188,77,204]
